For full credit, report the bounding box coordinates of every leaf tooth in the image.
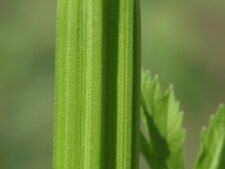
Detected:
[140,70,185,169]
[194,104,225,169]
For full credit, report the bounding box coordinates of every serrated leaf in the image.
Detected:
[194,105,225,169]
[140,70,185,169]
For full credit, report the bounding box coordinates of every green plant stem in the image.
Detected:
[54,0,141,169]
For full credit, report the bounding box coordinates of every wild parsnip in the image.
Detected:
[54,0,141,169]
[54,0,225,168]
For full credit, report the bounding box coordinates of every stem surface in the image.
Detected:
[54,0,141,169]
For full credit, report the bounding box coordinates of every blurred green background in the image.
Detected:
[0,0,225,169]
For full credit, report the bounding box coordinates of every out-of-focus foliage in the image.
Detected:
[142,0,225,113]
[0,0,55,169]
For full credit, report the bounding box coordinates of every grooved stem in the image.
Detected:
[54,0,141,169]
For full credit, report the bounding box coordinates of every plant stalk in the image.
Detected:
[54,0,141,168]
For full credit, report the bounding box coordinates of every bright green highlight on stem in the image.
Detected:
[54,0,141,169]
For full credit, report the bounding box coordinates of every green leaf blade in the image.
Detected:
[141,71,185,169]
[194,105,225,169]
